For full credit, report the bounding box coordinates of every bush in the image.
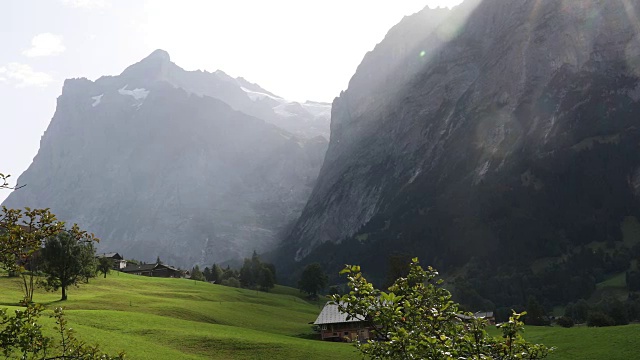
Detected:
[220,277,241,288]
[555,316,574,328]
[587,311,616,327]
[332,259,552,359]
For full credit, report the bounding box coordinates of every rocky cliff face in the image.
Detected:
[285,0,640,277]
[3,51,328,266]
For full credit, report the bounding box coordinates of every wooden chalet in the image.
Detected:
[474,311,496,325]
[121,263,183,278]
[313,302,371,342]
[96,252,127,270]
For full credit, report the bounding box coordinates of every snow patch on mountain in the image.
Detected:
[240,86,286,103]
[91,94,103,107]
[118,85,149,100]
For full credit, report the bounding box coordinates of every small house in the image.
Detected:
[121,263,183,278]
[474,311,495,325]
[313,302,371,342]
[97,252,127,270]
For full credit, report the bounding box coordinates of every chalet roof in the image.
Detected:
[121,263,157,272]
[314,302,365,325]
[97,252,123,260]
[474,311,494,319]
[121,263,182,273]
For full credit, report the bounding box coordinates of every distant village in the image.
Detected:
[97,252,188,278]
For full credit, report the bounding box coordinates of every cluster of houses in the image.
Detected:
[312,302,495,342]
[97,253,186,278]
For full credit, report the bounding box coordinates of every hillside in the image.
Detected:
[280,0,640,308]
[0,273,357,360]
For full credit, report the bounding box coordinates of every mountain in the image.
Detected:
[281,0,640,307]
[115,50,331,140]
[2,50,328,267]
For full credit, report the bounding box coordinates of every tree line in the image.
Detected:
[188,251,276,292]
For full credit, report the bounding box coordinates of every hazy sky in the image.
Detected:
[0,0,463,203]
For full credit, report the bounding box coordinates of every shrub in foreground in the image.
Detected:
[332,258,552,359]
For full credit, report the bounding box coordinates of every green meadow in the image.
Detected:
[0,273,358,359]
[1,272,639,359]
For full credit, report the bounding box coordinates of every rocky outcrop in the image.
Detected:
[3,51,328,266]
[284,0,640,275]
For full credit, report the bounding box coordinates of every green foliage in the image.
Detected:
[525,296,549,326]
[0,304,50,358]
[3,272,640,359]
[0,303,124,359]
[40,231,97,300]
[221,266,238,281]
[203,266,212,282]
[219,277,241,288]
[555,316,575,328]
[257,266,275,292]
[1,206,99,303]
[210,264,223,283]
[298,263,327,298]
[97,257,112,279]
[190,265,205,282]
[587,311,616,327]
[332,258,552,359]
[238,251,277,291]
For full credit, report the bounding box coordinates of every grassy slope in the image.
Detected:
[523,325,640,360]
[2,273,639,359]
[0,273,357,360]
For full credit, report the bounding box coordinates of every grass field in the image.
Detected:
[1,273,639,359]
[0,273,358,359]
[516,324,640,360]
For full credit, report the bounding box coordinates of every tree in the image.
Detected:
[203,266,212,282]
[97,256,112,278]
[1,172,122,358]
[1,206,65,303]
[239,258,255,288]
[298,263,327,298]
[1,203,99,303]
[156,256,163,265]
[556,316,574,328]
[238,252,277,291]
[40,231,97,300]
[190,265,205,281]
[257,266,275,292]
[587,311,616,327]
[332,258,552,359]
[525,296,548,326]
[211,263,223,283]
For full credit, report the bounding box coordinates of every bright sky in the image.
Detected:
[0,0,463,203]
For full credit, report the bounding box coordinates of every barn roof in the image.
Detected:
[313,302,365,325]
[121,263,182,273]
[98,252,123,260]
[121,263,157,272]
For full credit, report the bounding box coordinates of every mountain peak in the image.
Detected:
[120,49,174,82]
[145,49,171,62]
